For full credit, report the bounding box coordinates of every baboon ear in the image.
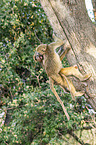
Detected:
[36,44,47,54]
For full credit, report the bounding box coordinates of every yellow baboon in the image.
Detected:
[34,35,91,120]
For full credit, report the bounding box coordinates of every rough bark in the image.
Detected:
[39,0,96,111]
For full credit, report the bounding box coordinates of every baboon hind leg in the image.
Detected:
[51,74,84,100]
[60,74,84,100]
[60,66,91,81]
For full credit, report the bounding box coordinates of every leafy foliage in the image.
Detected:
[0,0,95,144]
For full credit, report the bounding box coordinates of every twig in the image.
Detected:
[7,105,25,110]
[4,141,8,145]
[36,75,41,88]
[34,30,42,43]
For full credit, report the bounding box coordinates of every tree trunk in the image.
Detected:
[39,0,96,111]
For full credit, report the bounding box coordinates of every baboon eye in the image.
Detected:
[42,49,45,52]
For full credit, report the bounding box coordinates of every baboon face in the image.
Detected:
[34,52,44,62]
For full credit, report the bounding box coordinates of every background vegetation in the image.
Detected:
[0,0,95,144]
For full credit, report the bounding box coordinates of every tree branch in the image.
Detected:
[57,125,95,145]
[67,130,90,145]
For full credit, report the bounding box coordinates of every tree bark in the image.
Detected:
[39,0,96,111]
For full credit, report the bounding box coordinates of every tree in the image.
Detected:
[39,0,96,111]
